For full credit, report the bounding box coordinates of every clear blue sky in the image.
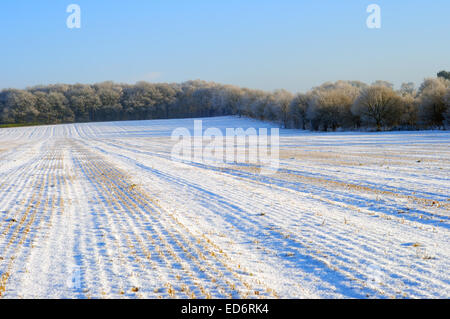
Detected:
[1,0,449,92]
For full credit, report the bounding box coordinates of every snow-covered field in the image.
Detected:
[0,116,449,299]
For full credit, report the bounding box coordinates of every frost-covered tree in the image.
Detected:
[34,91,52,123]
[219,85,244,116]
[93,82,123,121]
[272,89,294,128]
[399,82,416,97]
[47,92,73,123]
[443,88,450,128]
[352,85,403,130]
[65,84,101,122]
[399,94,419,128]
[372,80,394,89]
[307,81,362,130]
[289,93,310,129]
[0,89,39,123]
[396,83,419,129]
[307,89,356,131]
[0,78,448,130]
[417,77,450,128]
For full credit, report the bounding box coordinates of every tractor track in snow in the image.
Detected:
[0,117,449,298]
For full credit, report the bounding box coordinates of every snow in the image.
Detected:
[0,116,449,299]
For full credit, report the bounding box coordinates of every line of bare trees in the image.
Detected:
[1,73,449,131]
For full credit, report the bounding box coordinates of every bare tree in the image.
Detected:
[417,77,450,128]
[272,89,294,128]
[399,94,419,128]
[372,80,394,89]
[352,85,403,131]
[399,82,416,97]
[289,93,310,129]
[444,88,450,128]
[1,78,448,131]
[307,89,356,131]
[307,81,363,131]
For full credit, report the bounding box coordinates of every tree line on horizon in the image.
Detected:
[1,72,449,131]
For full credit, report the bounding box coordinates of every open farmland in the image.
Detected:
[0,116,449,298]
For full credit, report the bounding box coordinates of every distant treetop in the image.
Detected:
[437,71,450,80]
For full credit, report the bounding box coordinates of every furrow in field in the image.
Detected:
[90,137,449,226]
[72,140,278,298]
[79,138,374,297]
[70,142,224,298]
[1,119,449,299]
[87,136,449,298]
[0,147,60,297]
[91,158,278,299]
